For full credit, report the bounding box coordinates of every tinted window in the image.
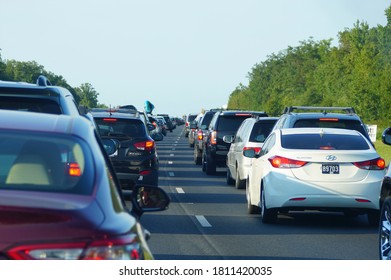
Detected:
[249,120,277,142]
[281,133,370,150]
[200,113,214,128]
[187,115,197,122]
[0,131,94,195]
[0,96,62,114]
[94,118,146,138]
[293,119,368,136]
[217,115,250,131]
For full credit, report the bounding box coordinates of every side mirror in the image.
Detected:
[223,135,234,144]
[382,127,391,146]
[151,132,163,141]
[101,139,119,156]
[125,185,170,218]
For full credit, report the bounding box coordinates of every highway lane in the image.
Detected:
[140,126,379,260]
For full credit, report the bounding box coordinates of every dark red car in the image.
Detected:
[0,110,169,260]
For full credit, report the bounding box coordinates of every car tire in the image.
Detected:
[368,210,380,227]
[379,196,391,259]
[235,167,245,189]
[205,155,216,175]
[194,147,202,165]
[201,152,206,172]
[226,168,234,185]
[246,181,260,214]
[261,188,277,224]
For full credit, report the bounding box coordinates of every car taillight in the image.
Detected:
[67,162,82,176]
[243,146,261,154]
[133,140,155,152]
[268,156,308,168]
[197,130,203,140]
[319,118,339,122]
[211,131,217,145]
[353,157,386,170]
[103,118,117,122]
[7,235,143,260]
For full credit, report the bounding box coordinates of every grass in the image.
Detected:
[374,140,391,167]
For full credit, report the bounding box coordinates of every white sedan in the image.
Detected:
[245,127,386,226]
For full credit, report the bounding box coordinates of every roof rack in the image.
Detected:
[36,75,52,87]
[283,106,356,114]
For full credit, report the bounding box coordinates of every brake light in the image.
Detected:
[67,163,81,176]
[235,113,251,116]
[103,118,117,122]
[197,130,203,140]
[243,147,261,154]
[268,156,308,168]
[353,157,386,170]
[211,131,217,145]
[7,235,142,260]
[139,170,151,175]
[319,118,338,122]
[134,140,155,152]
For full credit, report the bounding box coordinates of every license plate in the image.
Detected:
[322,164,339,174]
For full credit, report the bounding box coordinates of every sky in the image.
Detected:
[1,0,390,117]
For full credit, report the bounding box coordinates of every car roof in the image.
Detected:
[282,106,361,119]
[0,79,71,97]
[90,108,141,120]
[216,110,267,115]
[0,109,94,138]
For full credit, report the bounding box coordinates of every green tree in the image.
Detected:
[76,83,100,109]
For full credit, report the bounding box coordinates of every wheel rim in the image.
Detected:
[380,200,391,259]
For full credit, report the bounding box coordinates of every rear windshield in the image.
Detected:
[281,133,370,150]
[187,115,197,122]
[0,131,94,195]
[249,121,277,142]
[293,119,368,136]
[201,113,214,126]
[217,115,251,131]
[94,118,146,138]
[0,96,62,114]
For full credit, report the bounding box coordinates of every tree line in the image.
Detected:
[0,56,105,109]
[228,5,391,131]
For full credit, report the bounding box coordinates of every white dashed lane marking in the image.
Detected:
[176,188,185,194]
[195,215,212,227]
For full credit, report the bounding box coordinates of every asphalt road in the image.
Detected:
[140,126,378,260]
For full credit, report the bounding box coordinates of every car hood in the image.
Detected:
[0,190,105,248]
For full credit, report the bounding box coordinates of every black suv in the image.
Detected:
[91,108,159,189]
[273,106,372,143]
[192,110,217,165]
[202,110,268,175]
[0,75,82,116]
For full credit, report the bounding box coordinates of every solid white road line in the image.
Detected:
[195,215,212,227]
